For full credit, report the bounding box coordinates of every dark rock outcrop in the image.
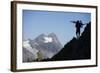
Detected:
[52,22,91,61]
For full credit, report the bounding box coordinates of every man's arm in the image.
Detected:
[70,21,77,23]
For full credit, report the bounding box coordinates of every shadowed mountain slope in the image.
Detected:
[52,22,91,61]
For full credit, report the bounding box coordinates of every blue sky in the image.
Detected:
[23,10,91,46]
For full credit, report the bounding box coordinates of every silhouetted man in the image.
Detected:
[71,20,83,39]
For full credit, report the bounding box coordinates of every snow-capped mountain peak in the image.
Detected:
[23,33,63,62]
[23,40,30,48]
[23,40,39,62]
[43,36,53,43]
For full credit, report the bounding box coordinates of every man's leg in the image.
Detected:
[77,28,80,38]
[76,28,79,39]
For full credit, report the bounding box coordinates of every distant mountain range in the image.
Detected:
[23,33,63,62]
[23,22,91,62]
